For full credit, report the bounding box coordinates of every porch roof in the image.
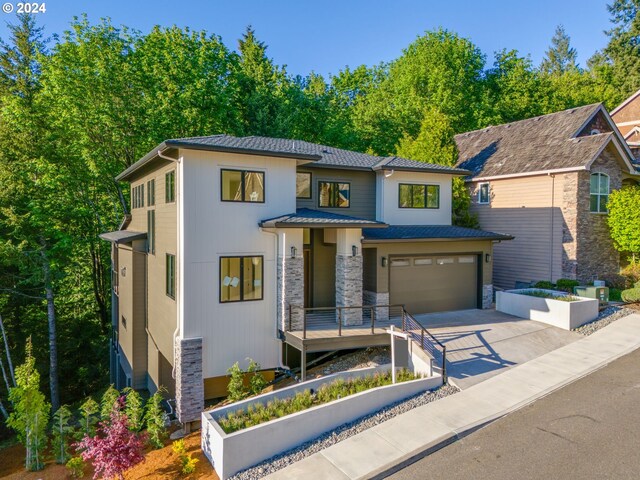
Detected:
[260,208,387,229]
[362,225,514,242]
[99,230,147,244]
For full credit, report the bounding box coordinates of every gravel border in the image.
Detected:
[229,384,459,480]
[573,305,635,336]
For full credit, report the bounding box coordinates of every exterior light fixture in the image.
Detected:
[381,256,387,267]
[485,253,491,263]
[352,245,358,257]
[291,246,297,258]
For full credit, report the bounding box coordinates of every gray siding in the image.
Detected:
[296,167,376,220]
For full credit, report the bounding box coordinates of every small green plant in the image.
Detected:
[123,387,145,431]
[533,280,555,290]
[556,279,580,293]
[621,288,640,303]
[227,361,247,402]
[521,290,578,302]
[172,438,199,475]
[100,385,120,421]
[66,456,85,479]
[248,359,267,396]
[51,405,75,464]
[145,389,168,449]
[76,397,100,440]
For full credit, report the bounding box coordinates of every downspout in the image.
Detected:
[548,173,555,282]
[261,228,291,370]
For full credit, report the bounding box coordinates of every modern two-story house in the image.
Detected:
[455,103,640,290]
[101,135,512,427]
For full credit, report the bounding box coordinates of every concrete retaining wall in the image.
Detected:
[496,289,598,330]
[201,365,442,479]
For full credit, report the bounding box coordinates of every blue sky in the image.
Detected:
[0,0,613,77]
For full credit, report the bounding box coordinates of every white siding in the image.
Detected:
[180,150,297,378]
[376,171,453,225]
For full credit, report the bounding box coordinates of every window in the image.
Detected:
[131,184,146,209]
[220,256,263,303]
[478,183,490,204]
[590,173,609,213]
[398,184,440,209]
[147,179,155,206]
[147,210,155,255]
[414,258,433,266]
[221,169,265,203]
[296,172,312,199]
[166,254,175,299]
[319,181,350,208]
[165,171,175,203]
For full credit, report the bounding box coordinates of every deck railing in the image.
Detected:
[286,304,447,383]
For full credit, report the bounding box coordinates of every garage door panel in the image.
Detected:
[390,255,478,314]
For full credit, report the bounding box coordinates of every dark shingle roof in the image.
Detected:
[117,135,470,180]
[454,104,612,178]
[260,208,386,228]
[362,225,513,242]
[99,230,147,244]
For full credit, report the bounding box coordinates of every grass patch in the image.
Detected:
[217,369,419,433]
[520,290,578,302]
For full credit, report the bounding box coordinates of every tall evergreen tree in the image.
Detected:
[540,25,578,74]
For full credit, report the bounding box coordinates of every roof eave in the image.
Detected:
[261,221,387,229]
[362,235,514,243]
[372,165,471,176]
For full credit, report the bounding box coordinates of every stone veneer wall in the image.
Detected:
[575,149,621,283]
[175,337,204,424]
[277,256,304,331]
[336,254,363,326]
[363,290,390,321]
[562,172,579,279]
[482,285,493,309]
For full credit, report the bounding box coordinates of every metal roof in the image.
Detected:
[99,230,147,244]
[362,225,514,242]
[260,208,387,229]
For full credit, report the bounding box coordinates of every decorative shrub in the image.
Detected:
[247,359,267,396]
[621,263,640,288]
[100,385,120,421]
[145,390,168,449]
[123,387,145,432]
[609,288,623,302]
[226,358,268,401]
[66,456,85,479]
[600,273,630,290]
[533,281,555,290]
[172,439,199,475]
[51,405,75,464]
[556,279,580,293]
[218,370,418,434]
[621,288,640,303]
[77,397,100,440]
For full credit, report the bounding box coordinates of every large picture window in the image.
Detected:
[166,254,175,299]
[221,169,265,203]
[319,181,350,208]
[296,172,312,199]
[220,256,263,303]
[399,183,440,209]
[590,173,609,213]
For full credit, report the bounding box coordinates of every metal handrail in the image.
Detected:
[402,310,447,383]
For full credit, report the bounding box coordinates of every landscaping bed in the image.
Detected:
[574,305,636,336]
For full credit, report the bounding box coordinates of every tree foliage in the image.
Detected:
[607,186,640,262]
[541,25,578,74]
[51,405,74,464]
[144,390,168,449]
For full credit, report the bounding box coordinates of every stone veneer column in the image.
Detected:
[277,256,304,331]
[482,285,493,309]
[336,254,363,325]
[175,337,204,425]
[363,290,390,321]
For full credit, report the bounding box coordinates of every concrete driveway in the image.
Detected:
[413,309,581,389]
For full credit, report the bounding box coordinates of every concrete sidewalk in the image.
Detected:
[265,314,640,480]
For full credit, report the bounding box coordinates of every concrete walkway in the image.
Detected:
[414,309,581,389]
[265,314,640,480]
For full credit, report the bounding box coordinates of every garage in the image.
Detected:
[389,254,479,314]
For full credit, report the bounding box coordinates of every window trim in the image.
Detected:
[165,170,176,204]
[147,178,155,206]
[147,209,155,255]
[318,181,351,208]
[219,255,264,303]
[296,171,312,199]
[590,172,610,214]
[221,169,266,204]
[398,183,440,209]
[166,253,176,299]
[478,182,490,204]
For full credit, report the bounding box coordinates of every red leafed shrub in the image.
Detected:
[76,397,147,480]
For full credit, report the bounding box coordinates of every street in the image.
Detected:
[389,347,640,480]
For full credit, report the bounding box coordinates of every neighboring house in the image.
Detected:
[455,103,640,291]
[100,135,511,427]
[611,89,640,166]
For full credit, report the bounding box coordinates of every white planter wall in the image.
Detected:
[496,289,598,330]
[201,365,442,479]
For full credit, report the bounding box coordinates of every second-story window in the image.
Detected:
[165,171,175,203]
[131,184,145,209]
[147,210,155,255]
[166,254,176,299]
[478,183,490,204]
[147,179,155,206]
[221,169,265,203]
[399,183,439,209]
[590,172,609,213]
[296,172,312,199]
[319,181,350,208]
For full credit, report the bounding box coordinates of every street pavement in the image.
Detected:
[389,347,640,480]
